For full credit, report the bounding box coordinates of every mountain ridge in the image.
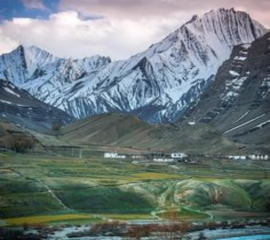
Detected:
[0,8,267,123]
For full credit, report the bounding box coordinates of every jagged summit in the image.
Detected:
[0,44,111,94]
[0,8,268,122]
[184,14,199,25]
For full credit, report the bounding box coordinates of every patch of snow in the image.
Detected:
[262,77,270,87]
[225,91,238,97]
[3,87,20,98]
[234,56,247,61]
[231,111,249,124]
[224,114,266,134]
[252,119,270,129]
[229,70,240,77]
[241,44,251,50]
[0,99,12,105]
[239,51,248,55]
[222,77,247,101]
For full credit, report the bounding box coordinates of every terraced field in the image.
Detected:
[0,152,270,226]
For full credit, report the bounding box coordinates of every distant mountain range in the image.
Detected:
[0,8,267,123]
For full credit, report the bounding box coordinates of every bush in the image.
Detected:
[51,123,61,132]
[1,135,35,153]
[12,137,35,153]
[89,221,128,236]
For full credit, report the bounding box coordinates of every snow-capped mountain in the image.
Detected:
[0,8,267,122]
[0,45,111,108]
[0,79,74,130]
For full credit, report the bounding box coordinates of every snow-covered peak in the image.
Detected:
[0,44,111,88]
[0,8,268,122]
[149,8,266,57]
[73,8,267,122]
[22,46,58,77]
[25,45,55,62]
[199,8,266,43]
[75,55,112,73]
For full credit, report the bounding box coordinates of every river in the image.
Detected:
[215,235,270,240]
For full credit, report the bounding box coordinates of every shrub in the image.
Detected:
[2,135,35,153]
[51,122,61,132]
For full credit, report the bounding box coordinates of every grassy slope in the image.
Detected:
[1,153,270,225]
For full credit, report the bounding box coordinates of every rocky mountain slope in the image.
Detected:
[0,8,267,122]
[184,32,270,153]
[0,79,74,131]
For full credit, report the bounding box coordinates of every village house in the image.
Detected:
[171,153,187,159]
[227,155,247,160]
[104,153,126,159]
[153,158,174,163]
[131,155,144,159]
[248,155,269,160]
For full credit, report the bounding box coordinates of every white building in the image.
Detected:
[104,153,126,159]
[153,158,174,163]
[227,155,246,160]
[131,155,143,159]
[171,153,187,159]
[248,155,269,160]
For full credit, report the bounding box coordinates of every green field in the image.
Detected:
[4,214,95,225]
[0,152,270,225]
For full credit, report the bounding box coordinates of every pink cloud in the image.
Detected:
[0,1,269,60]
[59,0,270,27]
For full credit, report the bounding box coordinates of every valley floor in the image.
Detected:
[0,151,270,239]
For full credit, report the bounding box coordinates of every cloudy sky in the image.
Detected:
[0,0,269,60]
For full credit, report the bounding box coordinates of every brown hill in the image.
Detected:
[61,113,239,154]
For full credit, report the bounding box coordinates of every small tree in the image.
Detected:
[4,135,35,153]
[22,222,29,231]
[51,122,61,132]
[13,138,35,153]
[157,208,191,240]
